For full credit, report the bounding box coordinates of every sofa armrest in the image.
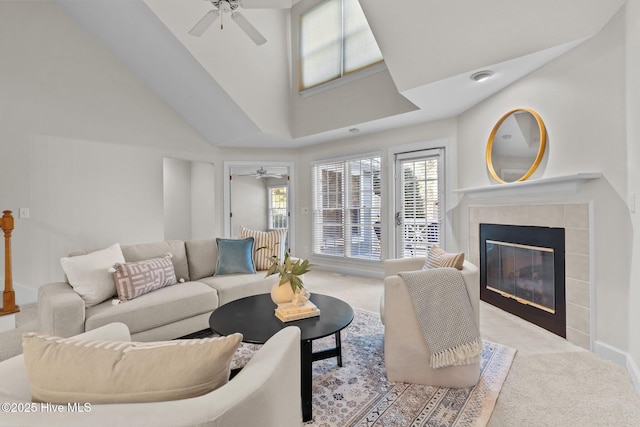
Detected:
[73,322,131,342]
[384,256,426,277]
[38,282,86,337]
[204,326,302,426]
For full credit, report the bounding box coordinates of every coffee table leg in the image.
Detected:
[301,339,313,422]
[335,332,343,367]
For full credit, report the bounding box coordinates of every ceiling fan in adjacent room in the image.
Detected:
[237,167,284,179]
[189,0,299,45]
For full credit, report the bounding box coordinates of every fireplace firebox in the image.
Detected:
[480,224,566,337]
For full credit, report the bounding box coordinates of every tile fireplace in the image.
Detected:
[469,203,591,349]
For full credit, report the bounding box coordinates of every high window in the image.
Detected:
[300,0,383,90]
[312,154,382,261]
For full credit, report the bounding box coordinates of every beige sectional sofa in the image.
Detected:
[38,239,279,341]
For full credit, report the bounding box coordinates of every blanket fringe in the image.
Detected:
[430,337,484,369]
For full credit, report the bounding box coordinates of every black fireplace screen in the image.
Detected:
[485,240,555,313]
[480,223,566,338]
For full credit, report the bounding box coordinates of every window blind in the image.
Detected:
[300,0,383,90]
[312,155,382,260]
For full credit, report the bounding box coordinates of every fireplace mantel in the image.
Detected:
[454,173,602,200]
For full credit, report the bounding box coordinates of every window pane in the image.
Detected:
[268,186,288,229]
[300,0,342,88]
[343,0,383,73]
[399,154,441,257]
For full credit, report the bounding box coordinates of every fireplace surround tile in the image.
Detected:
[566,253,590,282]
[566,278,590,307]
[565,203,590,229]
[469,203,591,349]
[566,229,590,256]
[566,327,590,349]
[566,302,590,334]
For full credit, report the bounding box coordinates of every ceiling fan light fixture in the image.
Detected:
[470,70,494,82]
[188,0,267,45]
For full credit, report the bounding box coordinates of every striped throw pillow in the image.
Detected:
[423,245,465,270]
[240,226,287,270]
[22,332,242,404]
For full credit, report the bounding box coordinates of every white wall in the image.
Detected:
[0,1,217,302]
[455,7,630,354]
[626,0,640,390]
[191,162,216,239]
[163,158,192,241]
[230,176,268,235]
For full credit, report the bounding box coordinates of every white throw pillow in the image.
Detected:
[60,243,125,308]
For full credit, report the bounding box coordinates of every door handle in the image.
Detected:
[395,211,403,226]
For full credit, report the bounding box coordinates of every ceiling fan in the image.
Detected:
[237,167,284,179]
[189,0,299,45]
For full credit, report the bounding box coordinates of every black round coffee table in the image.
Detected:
[209,293,354,422]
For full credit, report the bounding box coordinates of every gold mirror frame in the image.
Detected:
[486,108,547,184]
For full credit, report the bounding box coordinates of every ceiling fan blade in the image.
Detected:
[188,10,220,36]
[240,0,300,9]
[231,12,267,45]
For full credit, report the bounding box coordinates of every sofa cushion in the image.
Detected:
[22,332,242,404]
[215,237,256,275]
[85,281,218,335]
[185,238,218,281]
[112,254,177,302]
[121,240,190,282]
[424,245,465,270]
[199,274,276,306]
[60,243,125,308]
[240,226,287,270]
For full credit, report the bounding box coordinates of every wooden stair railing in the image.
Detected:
[1,210,19,316]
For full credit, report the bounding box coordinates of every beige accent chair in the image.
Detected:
[381,256,481,388]
[0,323,302,426]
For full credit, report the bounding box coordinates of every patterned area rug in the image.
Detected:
[188,309,516,427]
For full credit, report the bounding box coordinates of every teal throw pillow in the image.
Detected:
[215,237,256,275]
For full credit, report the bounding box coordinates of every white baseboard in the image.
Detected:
[594,340,628,366]
[628,354,640,395]
[595,340,640,396]
[314,264,383,279]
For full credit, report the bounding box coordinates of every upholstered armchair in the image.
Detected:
[381,256,481,388]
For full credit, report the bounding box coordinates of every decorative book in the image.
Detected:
[275,301,320,322]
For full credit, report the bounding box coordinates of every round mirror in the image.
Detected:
[486,108,547,183]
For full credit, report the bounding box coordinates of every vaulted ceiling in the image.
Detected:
[57,0,625,148]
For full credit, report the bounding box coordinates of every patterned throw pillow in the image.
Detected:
[22,332,242,404]
[240,226,287,270]
[423,245,465,270]
[111,254,177,302]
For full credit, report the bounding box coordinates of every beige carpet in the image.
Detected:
[2,270,640,426]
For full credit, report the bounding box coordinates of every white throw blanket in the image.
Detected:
[398,268,483,369]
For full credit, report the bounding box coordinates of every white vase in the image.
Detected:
[271,281,295,305]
